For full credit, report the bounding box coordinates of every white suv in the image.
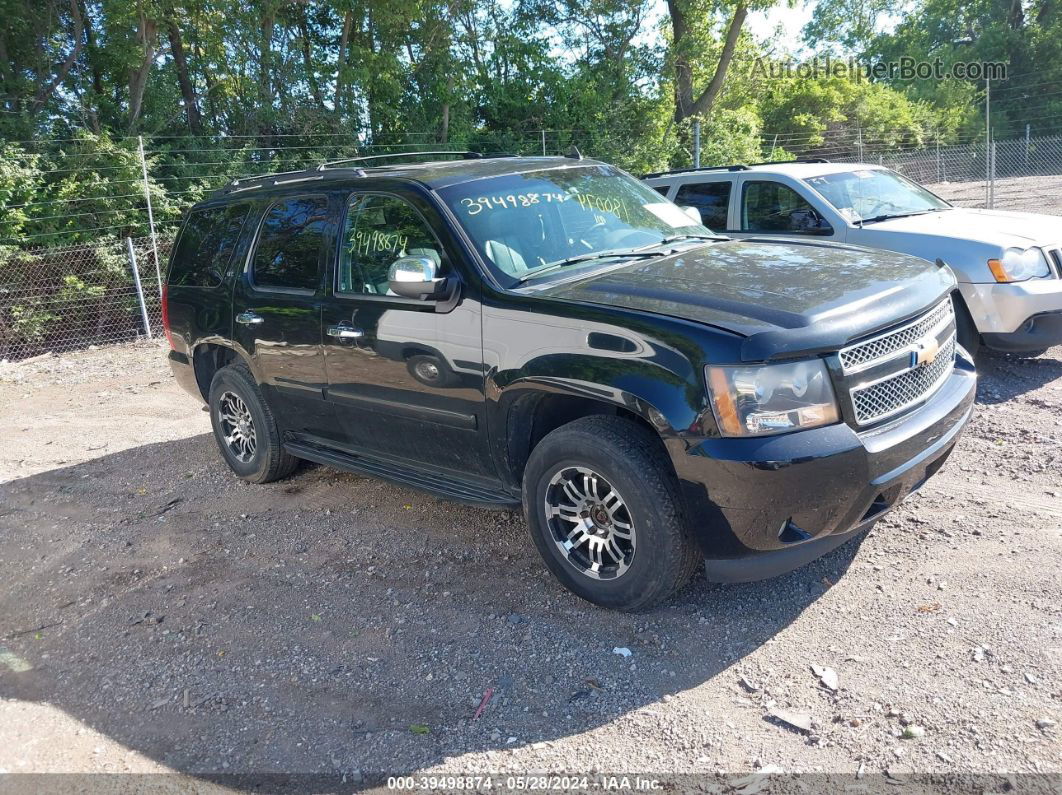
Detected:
[645,161,1062,355]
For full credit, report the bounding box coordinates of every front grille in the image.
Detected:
[839,299,954,373]
[850,333,956,424]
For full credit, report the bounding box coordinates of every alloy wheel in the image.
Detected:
[543,465,636,580]
[217,391,257,463]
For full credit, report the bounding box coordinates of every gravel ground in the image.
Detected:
[927,175,1062,214]
[0,341,1060,788]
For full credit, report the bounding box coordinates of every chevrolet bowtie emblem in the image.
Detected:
[911,334,940,367]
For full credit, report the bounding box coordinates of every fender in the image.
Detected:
[485,349,706,489]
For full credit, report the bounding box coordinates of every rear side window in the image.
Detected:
[675,182,731,230]
[169,204,250,287]
[251,196,330,291]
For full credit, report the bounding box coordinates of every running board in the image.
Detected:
[283,441,520,509]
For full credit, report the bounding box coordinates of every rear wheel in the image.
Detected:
[208,362,298,483]
[522,415,700,611]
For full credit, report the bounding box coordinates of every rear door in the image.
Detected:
[319,189,494,476]
[231,193,339,440]
[672,179,735,233]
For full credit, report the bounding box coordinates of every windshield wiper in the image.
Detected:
[655,232,728,245]
[515,248,666,284]
[514,233,724,285]
[857,208,945,226]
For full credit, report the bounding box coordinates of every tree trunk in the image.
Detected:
[78,0,104,99]
[335,9,353,114]
[668,0,748,123]
[440,72,453,143]
[258,7,275,133]
[298,7,325,109]
[31,0,84,115]
[127,10,158,131]
[166,17,203,134]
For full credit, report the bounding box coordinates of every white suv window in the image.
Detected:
[742,181,832,235]
[674,182,731,230]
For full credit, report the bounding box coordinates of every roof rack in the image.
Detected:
[317,150,484,170]
[223,168,328,194]
[749,157,830,166]
[642,157,830,179]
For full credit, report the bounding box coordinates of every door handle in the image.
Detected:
[326,323,364,340]
[236,311,264,326]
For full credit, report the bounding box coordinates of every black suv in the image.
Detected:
[164,152,976,610]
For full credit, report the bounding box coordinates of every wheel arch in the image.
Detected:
[191,340,252,401]
[495,380,681,488]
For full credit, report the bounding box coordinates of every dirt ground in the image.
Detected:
[0,341,1059,789]
[927,174,1062,214]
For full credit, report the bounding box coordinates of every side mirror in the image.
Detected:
[388,256,448,300]
[679,205,702,224]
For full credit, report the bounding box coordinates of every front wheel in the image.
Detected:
[522,416,700,611]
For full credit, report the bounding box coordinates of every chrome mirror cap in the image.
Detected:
[388,256,438,284]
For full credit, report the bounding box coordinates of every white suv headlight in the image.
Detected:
[706,359,840,437]
[989,248,1050,282]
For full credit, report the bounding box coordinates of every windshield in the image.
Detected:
[437,165,712,284]
[805,169,951,222]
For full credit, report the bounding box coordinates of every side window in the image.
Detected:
[169,204,250,287]
[251,196,330,291]
[651,185,670,197]
[339,194,444,295]
[675,181,731,230]
[742,181,832,234]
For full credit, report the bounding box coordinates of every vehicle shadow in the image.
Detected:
[0,434,865,783]
[974,348,1062,405]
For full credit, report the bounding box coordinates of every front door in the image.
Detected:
[231,193,338,441]
[319,190,494,476]
[734,179,837,240]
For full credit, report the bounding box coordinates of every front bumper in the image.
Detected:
[960,278,1062,351]
[671,349,976,581]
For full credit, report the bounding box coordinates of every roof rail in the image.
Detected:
[317,150,484,170]
[641,157,830,179]
[642,164,749,178]
[223,168,328,194]
[748,157,830,166]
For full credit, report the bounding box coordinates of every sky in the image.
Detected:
[745,2,817,55]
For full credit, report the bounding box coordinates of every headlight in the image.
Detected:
[988,248,1050,282]
[706,359,840,437]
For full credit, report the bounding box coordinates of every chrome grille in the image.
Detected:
[839,299,954,373]
[850,333,956,425]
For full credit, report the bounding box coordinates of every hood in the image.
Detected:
[868,207,1062,249]
[537,238,956,361]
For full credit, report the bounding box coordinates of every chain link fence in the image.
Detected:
[0,236,170,361]
[825,133,1062,214]
[4,125,1062,361]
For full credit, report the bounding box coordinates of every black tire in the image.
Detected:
[522,415,701,611]
[952,294,980,357]
[208,362,298,484]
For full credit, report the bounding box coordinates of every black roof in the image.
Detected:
[208,154,606,200]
